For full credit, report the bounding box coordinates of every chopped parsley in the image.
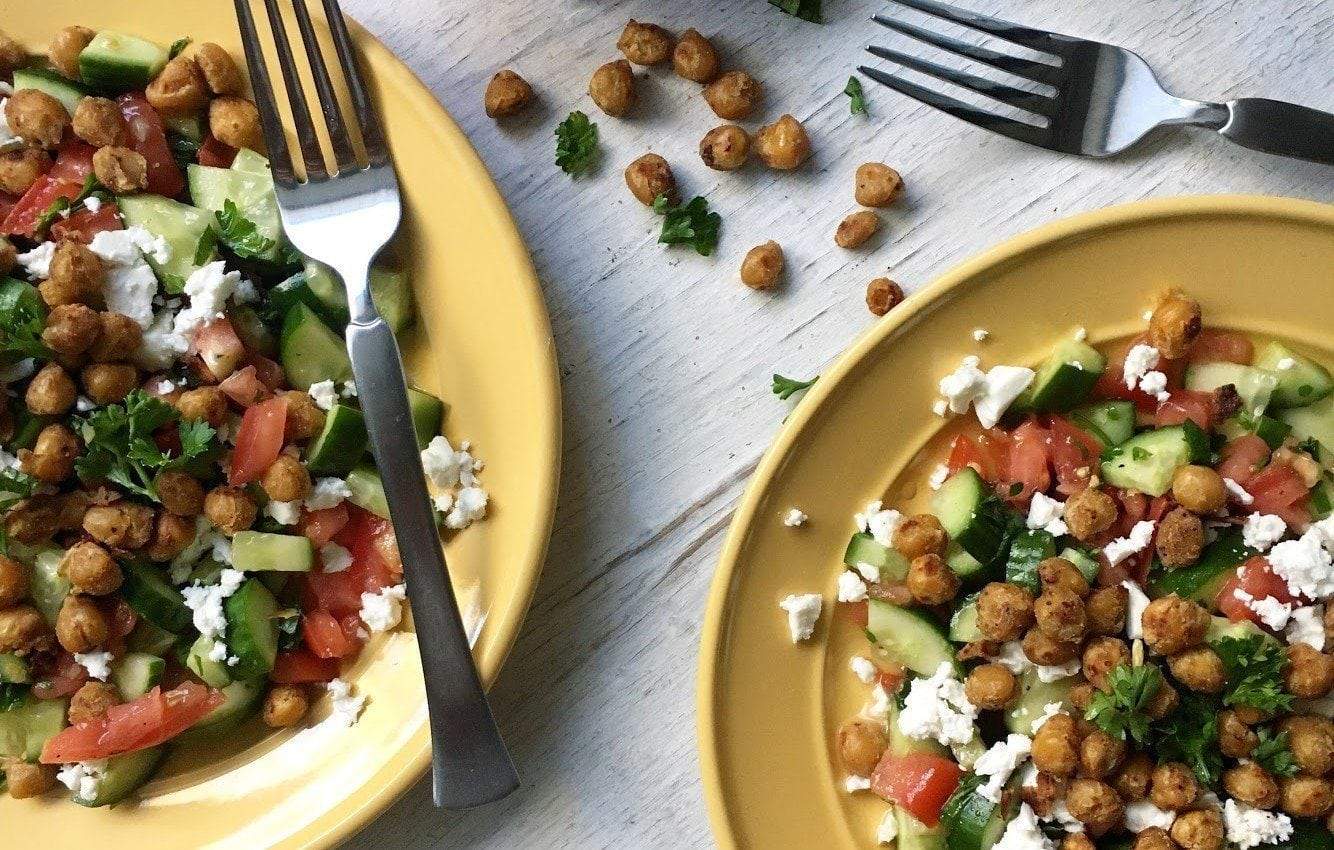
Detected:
[168,132,202,174]
[844,76,868,115]
[215,198,276,260]
[772,374,818,400]
[1213,633,1292,713]
[0,280,53,364]
[653,194,721,256]
[169,37,192,59]
[74,390,219,503]
[274,610,303,652]
[769,0,822,23]
[554,111,598,176]
[0,469,38,555]
[1252,727,1299,777]
[0,682,29,712]
[1085,663,1160,742]
[1155,692,1222,787]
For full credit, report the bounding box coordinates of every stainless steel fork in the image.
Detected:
[861,0,1334,164]
[231,0,518,808]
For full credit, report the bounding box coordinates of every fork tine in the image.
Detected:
[865,45,1054,116]
[857,65,1050,148]
[871,15,1062,85]
[320,0,389,167]
[261,0,328,181]
[232,0,297,187]
[290,0,359,174]
[888,0,1073,55]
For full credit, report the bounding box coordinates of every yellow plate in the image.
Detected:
[697,195,1334,848]
[6,4,559,848]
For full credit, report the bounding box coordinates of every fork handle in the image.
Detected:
[343,310,519,808]
[1216,98,1334,165]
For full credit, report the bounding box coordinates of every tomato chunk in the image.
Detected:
[219,364,274,407]
[117,93,185,197]
[1,175,82,238]
[1217,556,1301,624]
[1046,416,1100,495]
[303,505,397,617]
[198,134,238,168]
[301,504,349,548]
[271,649,341,684]
[47,137,96,183]
[1217,436,1271,488]
[1003,419,1051,504]
[1154,390,1215,430]
[40,682,222,763]
[1188,329,1253,366]
[871,751,962,827]
[229,394,289,485]
[50,201,123,243]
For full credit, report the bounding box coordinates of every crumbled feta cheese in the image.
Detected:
[854,501,902,547]
[974,734,1032,802]
[0,96,16,145]
[1243,514,1287,552]
[1232,588,1293,631]
[82,195,103,213]
[135,309,189,370]
[206,639,228,663]
[233,276,259,304]
[174,260,242,337]
[209,533,233,565]
[359,583,407,633]
[421,435,467,489]
[929,463,950,491]
[940,356,987,413]
[989,641,1031,675]
[932,399,949,417]
[783,507,808,527]
[305,477,351,511]
[897,662,977,747]
[444,485,488,529]
[972,328,990,342]
[1045,800,1085,834]
[180,569,245,641]
[265,499,301,526]
[1073,326,1088,342]
[850,656,879,684]
[1104,521,1156,567]
[1123,580,1151,640]
[1275,357,1295,371]
[1036,660,1081,682]
[432,492,454,514]
[74,650,114,682]
[1223,799,1293,850]
[1224,477,1255,505]
[1139,369,1170,402]
[844,775,872,793]
[937,357,1036,429]
[320,542,353,573]
[1018,762,1039,789]
[1026,492,1068,536]
[75,395,96,412]
[340,380,357,398]
[1030,702,1065,735]
[994,804,1054,850]
[1123,344,1161,390]
[1267,527,1334,599]
[326,678,365,728]
[89,227,163,328]
[876,809,898,845]
[308,379,338,411]
[837,570,869,603]
[16,241,56,279]
[1124,800,1176,832]
[56,760,108,800]
[855,562,880,583]
[778,593,822,642]
[1286,604,1325,651]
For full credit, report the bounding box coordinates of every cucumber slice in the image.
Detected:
[164,114,204,142]
[122,562,192,633]
[1309,475,1334,521]
[867,600,957,677]
[1253,341,1333,409]
[1004,529,1056,594]
[175,678,264,745]
[230,147,270,175]
[939,771,1017,850]
[183,635,232,689]
[223,579,279,680]
[948,595,982,643]
[11,66,89,116]
[305,403,369,477]
[1279,394,1334,461]
[125,618,179,656]
[1101,422,1209,497]
[1012,338,1105,414]
[1071,400,1136,447]
[945,542,996,587]
[932,468,1016,567]
[843,532,910,582]
[1150,529,1254,608]
[1207,615,1281,647]
[280,303,352,391]
[1219,413,1293,449]
[408,387,445,449]
[1005,669,1075,736]
[116,195,215,293]
[231,530,314,572]
[1057,547,1100,584]
[72,747,166,807]
[78,32,169,93]
[303,260,415,334]
[29,548,69,627]
[0,652,30,684]
[187,159,283,262]
[111,652,166,699]
[1185,362,1279,417]
[898,807,948,850]
[0,694,67,761]
[346,463,389,519]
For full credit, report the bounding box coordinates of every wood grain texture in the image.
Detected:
[337,0,1331,846]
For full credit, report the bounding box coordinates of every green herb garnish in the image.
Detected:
[1213,633,1292,713]
[844,76,868,115]
[1085,663,1160,742]
[769,0,822,23]
[554,111,598,176]
[74,390,218,503]
[653,194,721,256]
[1155,692,1222,787]
[169,37,192,59]
[215,198,276,259]
[1252,727,1299,778]
[0,282,53,365]
[772,374,818,400]
[274,610,303,652]
[0,682,30,712]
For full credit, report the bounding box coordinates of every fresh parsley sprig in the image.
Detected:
[770,0,822,23]
[1085,663,1160,742]
[1155,692,1222,787]
[0,281,53,365]
[74,390,218,503]
[555,111,598,176]
[1252,728,1299,778]
[844,76,868,115]
[772,374,818,400]
[653,194,721,256]
[215,199,276,260]
[1213,634,1292,713]
[169,37,192,59]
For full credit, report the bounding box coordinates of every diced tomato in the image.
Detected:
[271,648,340,684]
[1093,336,1186,411]
[302,610,358,659]
[248,353,287,392]
[303,505,397,617]
[1217,436,1271,488]
[301,504,349,548]
[49,201,123,243]
[877,666,906,694]
[197,134,238,168]
[193,317,248,381]
[1047,416,1101,495]
[1217,556,1301,623]
[1249,462,1311,527]
[229,394,289,485]
[1188,329,1253,366]
[1154,390,1215,430]
[946,432,1010,484]
[40,682,222,763]
[31,654,89,700]
[47,137,96,183]
[371,525,403,583]
[841,600,869,627]
[1002,419,1050,504]
[871,751,962,827]
[1,175,82,238]
[117,93,185,197]
[219,364,274,407]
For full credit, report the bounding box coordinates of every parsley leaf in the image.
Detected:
[215,198,276,259]
[772,374,817,400]
[0,281,53,365]
[0,682,29,712]
[844,76,868,115]
[1155,692,1222,787]
[168,132,202,174]
[32,175,106,238]
[169,37,192,59]
[1213,634,1292,713]
[554,111,598,176]
[274,610,303,652]
[1252,727,1299,778]
[769,0,823,23]
[193,227,219,266]
[653,194,721,256]
[74,390,218,502]
[1085,664,1160,742]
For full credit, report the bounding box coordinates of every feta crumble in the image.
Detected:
[1124,800,1177,832]
[16,241,56,279]
[89,227,165,328]
[1286,604,1325,651]
[1026,492,1068,536]
[974,733,1032,802]
[319,541,353,573]
[1123,344,1160,389]
[1243,513,1287,552]
[74,650,114,682]
[844,775,872,793]
[443,485,488,529]
[181,569,246,643]
[932,399,949,417]
[174,260,242,337]
[972,328,990,342]
[1123,580,1151,640]
[854,501,901,547]
[1104,521,1156,566]
[1275,357,1295,371]
[1224,477,1255,505]
[1030,702,1065,735]
[850,656,879,684]
[135,309,189,370]
[1232,588,1293,631]
[994,804,1054,850]
[56,761,108,800]
[854,562,881,583]
[937,356,1035,429]
[1138,370,1171,402]
[1223,799,1293,850]
[83,195,103,213]
[305,477,351,511]
[837,570,869,603]
[326,678,366,728]
[783,507,808,527]
[876,809,898,845]
[1073,326,1088,342]
[264,499,301,526]
[897,662,977,747]
[308,379,338,411]
[1267,526,1334,599]
[928,463,951,491]
[359,583,407,633]
[778,593,822,642]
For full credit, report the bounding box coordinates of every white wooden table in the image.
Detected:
[338,1,1332,846]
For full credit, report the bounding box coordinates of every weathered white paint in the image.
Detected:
[340,0,1331,845]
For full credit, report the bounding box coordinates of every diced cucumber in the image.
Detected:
[78,32,169,93]
[932,468,1015,568]
[1309,475,1334,521]
[1101,422,1209,497]
[1219,413,1293,449]
[1005,669,1075,736]
[939,770,1017,850]
[280,302,352,391]
[111,652,165,699]
[1253,341,1332,409]
[175,678,264,745]
[1185,362,1279,417]
[183,635,232,689]
[187,159,283,262]
[1070,400,1136,447]
[948,596,981,643]
[1004,529,1056,594]
[73,747,166,808]
[305,403,369,477]
[1012,338,1105,414]
[29,548,69,627]
[125,618,179,656]
[224,579,279,680]
[0,695,67,761]
[1279,395,1334,462]
[231,531,314,572]
[11,66,89,117]
[1057,547,1100,584]
[303,260,415,335]
[0,652,30,683]
[164,114,204,142]
[122,562,192,633]
[843,532,910,582]
[116,195,215,293]
[945,543,996,587]
[346,463,389,519]
[230,147,270,175]
[867,600,957,677]
[408,387,445,449]
[1150,529,1254,609]
[1207,615,1281,648]
[898,808,948,850]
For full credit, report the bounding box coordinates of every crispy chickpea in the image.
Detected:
[1079,729,1127,779]
[209,96,264,152]
[1066,778,1123,836]
[5,89,70,149]
[1156,507,1204,568]
[1284,643,1333,698]
[589,59,636,117]
[71,96,128,147]
[1280,776,1331,818]
[88,311,142,362]
[1022,770,1066,817]
[1033,713,1081,777]
[755,114,811,171]
[41,304,101,358]
[964,663,1018,710]
[262,684,309,728]
[1171,465,1227,514]
[1151,762,1198,811]
[1234,706,1267,725]
[1063,487,1118,542]
[699,125,749,171]
[1082,636,1131,692]
[1326,605,1334,647]
[0,148,52,196]
[1034,587,1087,643]
[906,553,961,605]
[25,363,77,416]
[617,20,673,65]
[1148,293,1202,360]
[866,277,904,317]
[702,70,761,120]
[19,423,80,484]
[1218,710,1258,758]
[57,491,89,533]
[0,30,28,75]
[4,759,57,798]
[1038,557,1090,597]
[1062,836,1095,850]
[977,581,1035,642]
[1023,627,1080,665]
[483,69,532,118]
[1133,827,1176,850]
[672,28,719,83]
[48,25,94,80]
[1144,679,1179,721]
[155,468,206,517]
[0,554,26,608]
[5,497,62,545]
[740,241,783,291]
[0,604,47,652]
[1168,646,1225,694]
[1283,715,1332,776]
[68,681,120,725]
[1068,681,1095,713]
[1170,809,1224,850]
[56,594,107,653]
[0,235,15,277]
[82,363,139,405]
[1113,752,1154,801]
[283,390,326,442]
[146,511,196,562]
[1086,585,1129,635]
[262,454,313,503]
[623,153,676,207]
[146,55,209,117]
[83,502,155,550]
[837,718,887,776]
[854,162,904,208]
[176,386,228,427]
[205,485,257,535]
[895,513,948,559]
[92,145,149,194]
[41,240,104,308]
[1142,595,1210,655]
[957,639,999,662]
[835,211,880,249]
[1225,762,1280,809]
[194,42,244,95]
[62,541,121,596]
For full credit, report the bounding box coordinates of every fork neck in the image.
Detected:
[1157,96,1229,130]
[326,258,378,326]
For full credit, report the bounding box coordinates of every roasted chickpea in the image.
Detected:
[1142,595,1210,655]
[0,604,47,652]
[1150,762,1198,812]
[1023,627,1080,665]
[866,277,904,317]
[0,554,25,608]
[40,303,100,358]
[87,311,143,362]
[83,502,155,550]
[56,594,107,653]
[1170,809,1224,850]
[1156,507,1204,568]
[1217,710,1258,758]
[283,390,326,442]
[1171,465,1227,514]
[194,42,244,95]
[1148,293,1202,359]
[25,363,78,416]
[906,553,961,605]
[41,240,104,308]
[0,235,15,277]
[68,681,120,725]
[81,363,139,405]
[483,69,532,118]
[4,759,57,799]
[977,581,1035,642]
[1225,762,1280,809]
[1326,605,1334,647]
[0,148,51,196]
[739,241,783,290]
[702,70,761,120]
[146,55,209,117]
[1144,678,1179,721]
[1168,646,1225,694]
[1037,557,1089,597]
[146,511,196,562]
[71,96,128,147]
[155,468,206,517]
[699,124,749,171]
[964,663,1018,710]
[1065,778,1123,836]
[1133,827,1176,850]
[1022,769,1066,817]
[1033,713,1081,777]
[204,485,257,535]
[57,491,90,533]
[755,114,811,170]
[5,89,70,149]
[19,423,80,484]
[854,162,904,207]
[623,153,676,206]
[1079,729,1127,779]
[672,28,719,83]
[589,59,636,117]
[262,684,309,728]
[0,30,28,75]
[1061,836,1095,850]
[61,541,121,597]
[1280,776,1332,818]
[837,718,887,776]
[1034,587,1087,643]
[1068,681,1095,713]
[1063,487,1117,542]
[176,386,228,427]
[49,25,94,80]
[1285,643,1334,698]
[895,513,948,559]
[1283,715,1332,777]
[1113,752,1153,801]
[617,20,673,65]
[4,497,62,545]
[1082,636,1131,692]
[209,96,264,152]
[1086,585,1129,635]
[835,210,880,249]
[92,145,149,194]
[262,454,312,503]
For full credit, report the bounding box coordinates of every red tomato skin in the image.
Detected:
[1218,556,1301,623]
[116,93,185,197]
[1,176,82,237]
[197,134,238,168]
[1093,337,1186,411]
[301,504,349,548]
[1248,463,1308,514]
[302,505,396,617]
[302,610,357,659]
[871,752,963,827]
[1217,436,1271,488]
[271,649,340,684]
[229,394,289,485]
[1155,390,1215,430]
[40,683,222,763]
[1046,416,1101,495]
[50,202,123,243]
[47,137,96,182]
[193,317,248,382]
[1189,329,1254,365]
[31,653,89,700]
[1004,420,1051,504]
[219,364,274,407]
